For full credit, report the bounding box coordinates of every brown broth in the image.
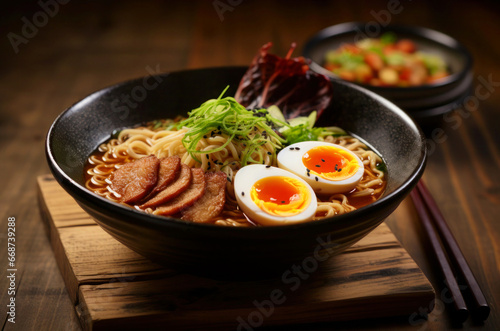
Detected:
[84,125,387,226]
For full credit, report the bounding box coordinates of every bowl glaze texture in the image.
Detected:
[46,66,426,279]
[303,22,473,123]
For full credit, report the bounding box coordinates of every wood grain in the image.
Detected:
[37,175,434,330]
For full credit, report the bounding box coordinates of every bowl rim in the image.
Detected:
[46,66,427,236]
[303,21,473,92]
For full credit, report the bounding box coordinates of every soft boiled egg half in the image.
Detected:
[277,141,364,194]
[234,164,317,226]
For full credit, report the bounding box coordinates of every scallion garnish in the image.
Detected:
[176,87,286,167]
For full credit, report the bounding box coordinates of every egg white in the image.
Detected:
[277,141,364,194]
[234,164,317,226]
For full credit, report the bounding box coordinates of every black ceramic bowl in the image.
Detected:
[46,66,426,279]
[303,22,473,123]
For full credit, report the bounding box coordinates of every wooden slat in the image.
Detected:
[37,174,434,330]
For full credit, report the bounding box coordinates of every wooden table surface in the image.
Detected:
[1,0,499,330]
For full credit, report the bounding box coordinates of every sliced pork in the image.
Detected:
[109,155,160,204]
[140,163,192,209]
[181,171,227,223]
[143,155,181,200]
[154,168,206,216]
[108,155,227,222]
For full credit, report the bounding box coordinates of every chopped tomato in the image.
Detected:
[396,39,416,53]
[339,43,361,54]
[383,44,397,55]
[364,52,384,71]
[399,67,412,82]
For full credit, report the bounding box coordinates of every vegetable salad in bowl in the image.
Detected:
[323,32,449,87]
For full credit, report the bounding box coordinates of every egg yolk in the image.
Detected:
[250,176,311,216]
[302,145,360,181]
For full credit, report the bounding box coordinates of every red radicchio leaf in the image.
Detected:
[234,42,333,119]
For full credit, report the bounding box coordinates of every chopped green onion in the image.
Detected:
[176,88,286,167]
[376,161,387,173]
[153,120,163,129]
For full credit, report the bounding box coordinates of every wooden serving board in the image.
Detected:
[37,174,434,330]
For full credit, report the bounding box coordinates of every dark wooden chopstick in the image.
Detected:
[410,187,469,323]
[416,180,490,321]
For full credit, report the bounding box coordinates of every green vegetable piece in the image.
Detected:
[418,52,447,75]
[380,32,397,45]
[322,126,347,137]
[306,111,317,129]
[376,161,387,173]
[111,129,121,139]
[267,105,286,124]
[287,111,316,129]
[331,52,364,70]
[153,120,163,129]
[385,52,405,66]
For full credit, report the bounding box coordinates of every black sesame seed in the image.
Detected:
[203,135,207,139]
[267,151,272,155]
[315,176,319,181]
[205,154,209,159]
[241,192,245,196]
[321,159,325,162]
[335,164,338,170]
[295,147,300,150]
[281,201,285,204]
[338,168,342,172]
[315,164,321,168]
[307,172,310,177]
[266,165,271,168]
